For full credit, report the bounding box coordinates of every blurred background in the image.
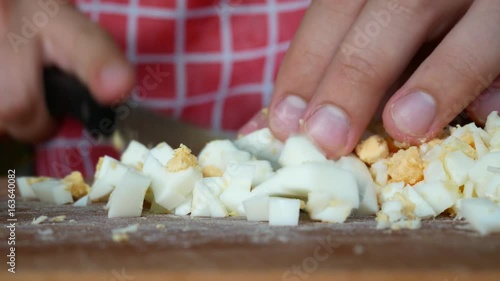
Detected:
[0,139,34,176]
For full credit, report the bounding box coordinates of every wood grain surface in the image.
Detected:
[1,178,500,281]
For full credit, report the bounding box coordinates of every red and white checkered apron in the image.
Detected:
[36,0,309,178]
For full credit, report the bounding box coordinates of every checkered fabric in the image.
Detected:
[36,0,309,177]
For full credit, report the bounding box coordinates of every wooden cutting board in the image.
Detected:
[1,178,500,281]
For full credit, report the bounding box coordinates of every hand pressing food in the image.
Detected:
[18,112,500,235]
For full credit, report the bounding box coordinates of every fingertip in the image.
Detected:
[302,104,350,159]
[92,61,135,104]
[238,108,269,136]
[269,94,307,141]
[467,87,500,125]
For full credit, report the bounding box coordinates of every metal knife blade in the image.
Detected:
[114,106,235,154]
[44,67,235,154]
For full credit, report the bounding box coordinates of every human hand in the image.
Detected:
[268,0,500,158]
[0,0,134,142]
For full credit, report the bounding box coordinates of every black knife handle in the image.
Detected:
[43,67,116,137]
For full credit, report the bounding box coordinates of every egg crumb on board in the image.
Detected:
[16,111,500,235]
[49,215,66,222]
[32,215,48,225]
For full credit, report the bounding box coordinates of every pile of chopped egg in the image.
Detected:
[17,112,500,235]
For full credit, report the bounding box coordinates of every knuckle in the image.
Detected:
[338,51,380,85]
[396,0,436,14]
[442,48,482,85]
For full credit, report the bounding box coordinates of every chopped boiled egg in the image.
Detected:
[459,198,500,235]
[234,128,284,167]
[309,200,352,223]
[198,140,252,173]
[268,198,301,226]
[242,160,275,186]
[386,146,423,185]
[402,186,436,218]
[174,195,193,216]
[336,155,378,214]
[89,156,129,201]
[243,195,270,221]
[143,145,202,210]
[150,142,174,166]
[413,181,459,215]
[278,135,326,166]
[17,177,38,200]
[191,177,225,217]
[31,179,73,205]
[120,140,149,169]
[443,150,475,186]
[73,195,89,207]
[423,160,448,183]
[370,160,388,186]
[63,171,90,200]
[251,161,359,209]
[107,169,151,218]
[355,135,389,165]
[485,111,500,135]
[468,152,500,196]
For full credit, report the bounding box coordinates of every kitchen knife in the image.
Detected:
[43,67,235,153]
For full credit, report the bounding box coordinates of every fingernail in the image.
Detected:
[304,105,349,154]
[238,108,269,135]
[391,91,436,136]
[270,95,307,137]
[473,87,500,123]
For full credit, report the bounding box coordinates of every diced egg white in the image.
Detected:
[252,161,360,208]
[370,160,388,186]
[459,198,500,235]
[209,199,228,218]
[381,200,404,223]
[234,128,284,167]
[17,177,38,200]
[241,160,275,186]
[31,179,73,205]
[223,162,255,190]
[379,181,404,204]
[108,169,151,218]
[198,140,252,173]
[443,150,475,187]
[90,156,129,201]
[424,160,448,183]
[150,142,174,166]
[336,155,378,214]
[309,201,352,223]
[243,195,270,221]
[73,195,89,207]
[468,152,500,195]
[191,177,225,217]
[120,140,149,168]
[268,198,301,226]
[142,151,202,210]
[485,111,500,135]
[174,195,193,216]
[463,180,476,199]
[402,186,436,218]
[278,135,326,167]
[88,178,115,202]
[413,181,458,215]
[484,174,500,203]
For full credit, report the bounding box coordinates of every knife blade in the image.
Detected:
[43,67,235,154]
